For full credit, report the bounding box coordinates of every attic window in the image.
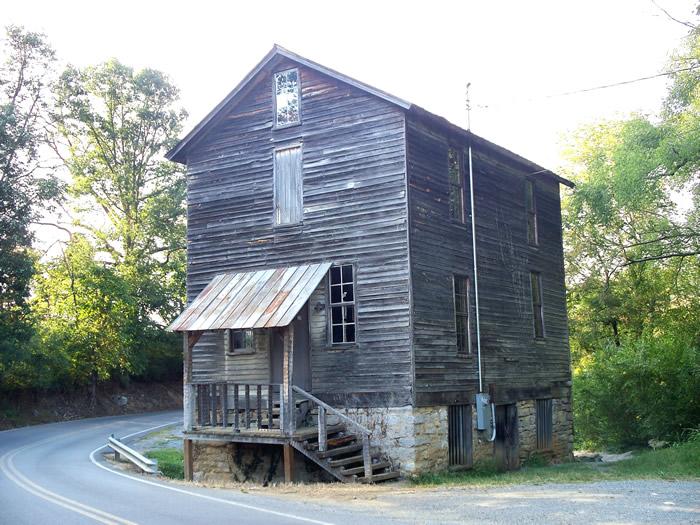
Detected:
[274,68,300,127]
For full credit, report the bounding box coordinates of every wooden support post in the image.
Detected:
[256,384,262,429]
[209,384,216,426]
[282,324,295,435]
[221,383,228,427]
[184,439,193,482]
[318,405,327,452]
[244,384,251,429]
[233,384,239,430]
[283,444,294,483]
[362,434,372,481]
[182,332,194,432]
[268,384,274,429]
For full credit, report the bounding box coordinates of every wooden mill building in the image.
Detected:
[167,45,574,483]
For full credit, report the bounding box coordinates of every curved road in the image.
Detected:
[2,411,699,524]
[0,411,365,525]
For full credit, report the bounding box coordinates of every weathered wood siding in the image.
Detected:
[184,58,412,406]
[406,115,571,406]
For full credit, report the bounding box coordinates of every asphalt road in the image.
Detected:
[1,411,698,525]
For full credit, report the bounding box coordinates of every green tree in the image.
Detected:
[0,26,59,389]
[53,59,188,378]
[32,236,138,407]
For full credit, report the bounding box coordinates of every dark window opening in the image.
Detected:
[530,271,545,338]
[536,398,553,450]
[224,329,255,355]
[526,180,538,245]
[454,275,472,354]
[448,404,473,466]
[448,147,466,223]
[273,68,300,127]
[329,264,356,344]
[274,146,303,225]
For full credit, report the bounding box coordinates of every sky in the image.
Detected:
[3,0,696,170]
[2,0,697,252]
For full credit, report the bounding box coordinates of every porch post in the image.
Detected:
[282,323,295,435]
[183,330,200,482]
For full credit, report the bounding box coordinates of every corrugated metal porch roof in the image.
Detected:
[169,262,331,332]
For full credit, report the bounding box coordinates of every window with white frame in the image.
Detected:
[329,264,356,344]
[273,69,300,127]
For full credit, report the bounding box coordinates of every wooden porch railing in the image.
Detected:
[291,385,374,479]
[193,382,283,432]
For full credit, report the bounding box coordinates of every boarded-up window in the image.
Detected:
[454,275,471,354]
[536,398,553,449]
[329,264,356,344]
[274,146,303,225]
[448,147,465,222]
[526,180,538,245]
[530,271,545,338]
[448,404,472,466]
[273,69,300,127]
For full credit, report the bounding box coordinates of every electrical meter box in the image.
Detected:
[476,392,491,431]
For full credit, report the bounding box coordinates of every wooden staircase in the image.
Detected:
[291,422,399,483]
[290,387,400,483]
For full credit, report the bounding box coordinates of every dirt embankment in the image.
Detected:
[0,380,182,430]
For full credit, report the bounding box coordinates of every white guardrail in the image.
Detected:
[107,434,159,475]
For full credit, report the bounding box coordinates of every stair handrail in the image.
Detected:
[291,386,371,436]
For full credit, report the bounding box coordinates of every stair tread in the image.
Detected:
[360,470,400,483]
[306,434,357,450]
[340,461,391,476]
[316,442,363,459]
[328,454,363,467]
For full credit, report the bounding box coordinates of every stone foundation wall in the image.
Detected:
[192,441,331,484]
[342,405,447,474]
[517,394,574,463]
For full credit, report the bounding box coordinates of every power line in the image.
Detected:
[477,63,700,110]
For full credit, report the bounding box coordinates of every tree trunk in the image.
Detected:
[90,370,98,413]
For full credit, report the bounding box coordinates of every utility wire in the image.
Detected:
[478,63,700,109]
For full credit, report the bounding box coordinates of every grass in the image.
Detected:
[145,448,184,480]
[413,438,700,487]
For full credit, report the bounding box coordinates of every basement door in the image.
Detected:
[270,302,311,390]
[494,403,520,471]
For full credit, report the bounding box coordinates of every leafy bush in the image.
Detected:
[574,336,700,449]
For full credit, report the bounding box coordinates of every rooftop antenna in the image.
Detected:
[466,82,472,131]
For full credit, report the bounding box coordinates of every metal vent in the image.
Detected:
[536,399,553,450]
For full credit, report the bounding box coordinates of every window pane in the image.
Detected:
[274,69,299,126]
[344,306,354,323]
[331,306,342,324]
[526,181,534,211]
[341,265,353,283]
[342,284,354,302]
[330,266,341,285]
[330,284,342,304]
[528,213,537,245]
[332,325,344,343]
[345,324,355,342]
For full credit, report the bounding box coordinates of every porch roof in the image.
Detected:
[169,262,332,332]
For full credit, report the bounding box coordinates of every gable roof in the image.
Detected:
[166,45,574,188]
